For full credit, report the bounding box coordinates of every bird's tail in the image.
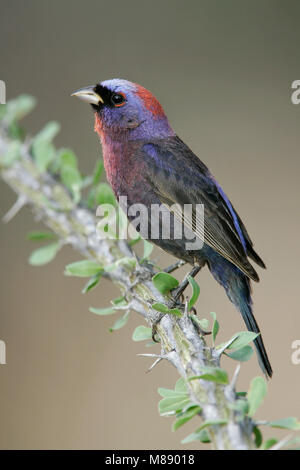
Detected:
[209,261,273,378]
[237,294,273,378]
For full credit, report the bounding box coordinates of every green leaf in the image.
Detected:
[210,312,219,345]
[90,297,128,317]
[142,240,154,259]
[260,438,278,450]
[27,231,56,241]
[58,148,77,169]
[181,428,211,444]
[152,303,182,317]
[158,381,187,399]
[94,183,116,206]
[28,242,59,266]
[158,382,187,402]
[8,121,24,140]
[172,406,202,431]
[198,419,228,430]
[35,121,60,142]
[190,314,210,333]
[0,104,6,121]
[158,396,191,416]
[229,398,249,415]
[152,272,179,295]
[109,310,130,332]
[197,429,211,443]
[268,417,300,431]
[182,419,228,443]
[92,159,104,185]
[32,122,61,172]
[2,95,36,125]
[226,345,254,362]
[158,388,187,399]
[112,296,127,306]
[61,165,82,192]
[189,367,229,385]
[247,377,267,417]
[175,378,188,393]
[32,139,56,172]
[89,306,117,315]
[116,257,136,269]
[228,331,260,350]
[53,148,82,201]
[65,260,103,277]
[86,187,96,209]
[132,325,152,341]
[187,276,200,309]
[81,274,101,293]
[1,141,21,166]
[217,331,260,351]
[199,318,209,330]
[253,426,263,448]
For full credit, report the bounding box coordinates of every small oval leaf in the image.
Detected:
[152,272,179,295]
[29,242,59,266]
[132,325,152,342]
[187,276,200,309]
[152,303,182,317]
[247,377,267,417]
[65,260,103,277]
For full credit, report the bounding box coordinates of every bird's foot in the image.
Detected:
[184,302,211,336]
[129,268,153,290]
[190,310,212,336]
[171,264,202,306]
[163,260,186,274]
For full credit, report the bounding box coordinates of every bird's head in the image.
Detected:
[72,78,174,140]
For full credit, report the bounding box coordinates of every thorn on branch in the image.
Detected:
[3,194,27,223]
[146,357,163,373]
[137,353,168,373]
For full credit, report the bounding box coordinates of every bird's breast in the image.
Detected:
[101,137,148,205]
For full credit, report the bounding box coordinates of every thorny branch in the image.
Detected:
[0,125,256,450]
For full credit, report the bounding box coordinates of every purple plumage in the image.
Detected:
[73,78,272,378]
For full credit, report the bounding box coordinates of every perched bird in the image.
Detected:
[72,79,272,378]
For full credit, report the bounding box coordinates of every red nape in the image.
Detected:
[135,84,165,118]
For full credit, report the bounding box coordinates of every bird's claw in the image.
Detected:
[189,307,212,336]
[163,260,186,274]
[129,269,152,290]
[170,264,202,306]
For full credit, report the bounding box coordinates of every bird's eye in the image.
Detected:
[111,92,126,107]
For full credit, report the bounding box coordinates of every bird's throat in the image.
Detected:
[95,116,137,199]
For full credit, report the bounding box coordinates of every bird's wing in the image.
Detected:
[141,137,262,281]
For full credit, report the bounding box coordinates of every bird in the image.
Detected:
[72,78,272,378]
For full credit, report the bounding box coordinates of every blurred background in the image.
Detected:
[0,0,300,450]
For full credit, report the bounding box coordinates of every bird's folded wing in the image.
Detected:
[141,138,260,281]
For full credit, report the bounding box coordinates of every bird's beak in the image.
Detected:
[71,86,104,106]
